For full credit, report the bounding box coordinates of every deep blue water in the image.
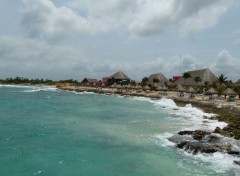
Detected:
[0,86,239,176]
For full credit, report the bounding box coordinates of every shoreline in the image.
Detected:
[58,86,240,140]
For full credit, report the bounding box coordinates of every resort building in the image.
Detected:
[109,71,131,85]
[235,79,240,86]
[148,73,171,87]
[174,68,218,86]
[81,78,98,86]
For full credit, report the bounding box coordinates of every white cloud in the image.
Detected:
[129,0,235,37]
[20,0,236,41]
[21,0,110,41]
[211,50,240,80]
[0,37,88,79]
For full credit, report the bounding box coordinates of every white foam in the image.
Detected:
[0,84,33,88]
[152,133,176,147]
[71,91,96,95]
[23,87,57,93]
[185,152,240,174]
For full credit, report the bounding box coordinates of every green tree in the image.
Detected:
[194,76,202,85]
[218,74,227,85]
[141,77,148,87]
[182,72,191,85]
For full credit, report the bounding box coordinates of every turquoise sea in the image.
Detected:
[0,85,240,176]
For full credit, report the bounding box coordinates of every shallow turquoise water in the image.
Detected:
[0,86,239,176]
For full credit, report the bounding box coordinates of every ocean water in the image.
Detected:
[0,85,240,176]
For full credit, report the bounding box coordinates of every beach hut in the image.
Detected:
[144,85,151,90]
[235,79,240,86]
[148,73,171,87]
[81,78,98,86]
[222,88,237,96]
[176,84,185,92]
[186,87,196,93]
[206,88,218,95]
[174,68,218,86]
[109,71,131,85]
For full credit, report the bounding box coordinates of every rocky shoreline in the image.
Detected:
[58,86,240,165]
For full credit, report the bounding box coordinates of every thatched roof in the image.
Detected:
[186,87,196,93]
[109,71,131,80]
[235,79,240,85]
[174,68,218,86]
[176,84,185,92]
[156,85,168,91]
[222,88,237,95]
[148,73,170,86]
[206,88,218,95]
[81,78,98,83]
[144,85,151,90]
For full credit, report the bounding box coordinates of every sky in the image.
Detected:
[0,0,240,81]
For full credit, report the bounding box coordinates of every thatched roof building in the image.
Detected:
[148,73,170,87]
[109,71,131,85]
[206,88,218,95]
[81,78,98,85]
[235,79,240,85]
[109,71,131,80]
[222,88,237,95]
[174,68,218,86]
[176,84,186,92]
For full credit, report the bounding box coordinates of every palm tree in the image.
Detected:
[194,76,202,85]
[141,77,148,87]
[218,74,227,85]
[182,72,191,85]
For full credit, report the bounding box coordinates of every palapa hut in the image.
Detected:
[81,78,98,86]
[222,88,237,96]
[148,73,171,87]
[174,68,218,86]
[206,88,218,95]
[109,71,131,85]
[186,87,196,93]
[176,84,185,92]
[156,85,168,91]
[235,79,240,86]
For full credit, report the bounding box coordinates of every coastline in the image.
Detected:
[58,85,240,140]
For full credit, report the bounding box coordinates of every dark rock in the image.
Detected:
[227,150,239,155]
[214,127,222,134]
[176,141,218,155]
[178,130,210,141]
[178,131,194,135]
[207,135,220,142]
[234,160,240,165]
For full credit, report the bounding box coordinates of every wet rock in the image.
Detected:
[227,150,239,155]
[177,141,218,155]
[171,129,240,156]
[178,130,210,141]
[214,127,223,134]
[206,135,220,142]
[234,160,240,165]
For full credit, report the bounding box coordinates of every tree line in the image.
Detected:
[0,77,79,85]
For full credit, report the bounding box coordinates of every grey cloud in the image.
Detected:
[20,0,236,41]
[211,50,240,80]
[129,0,235,37]
[0,37,88,79]
[1,37,239,81]
[21,0,110,41]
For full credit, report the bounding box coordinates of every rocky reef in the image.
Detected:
[168,129,240,165]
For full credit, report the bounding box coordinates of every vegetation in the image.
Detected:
[141,77,148,87]
[0,77,79,85]
[182,72,191,85]
[194,76,202,85]
[218,74,227,85]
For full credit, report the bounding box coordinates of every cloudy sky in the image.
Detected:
[0,0,240,81]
